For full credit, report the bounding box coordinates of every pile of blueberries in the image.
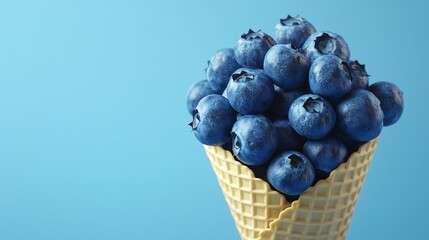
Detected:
[186,16,404,200]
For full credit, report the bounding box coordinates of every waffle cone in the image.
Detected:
[204,138,378,240]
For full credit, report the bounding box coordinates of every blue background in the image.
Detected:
[0,0,427,239]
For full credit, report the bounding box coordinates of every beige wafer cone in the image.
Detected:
[204,138,378,240]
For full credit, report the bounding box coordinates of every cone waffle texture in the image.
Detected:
[204,138,378,240]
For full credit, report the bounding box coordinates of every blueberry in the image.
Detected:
[263,44,310,90]
[273,118,305,152]
[369,81,404,126]
[266,87,306,119]
[302,31,350,63]
[190,94,236,145]
[303,137,348,174]
[234,29,276,69]
[348,60,369,90]
[336,89,384,142]
[309,55,352,101]
[226,68,275,114]
[206,48,242,92]
[186,80,219,115]
[267,151,315,196]
[274,15,316,49]
[231,115,278,166]
[288,94,336,140]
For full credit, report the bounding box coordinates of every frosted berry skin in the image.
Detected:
[186,80,219,115]
[231,115,278,166]
[369,81,404,126]
[302,31,350,63]
[274,15,316,49]
[336,89,384,142]
[309,55,352,101]
[288,94,337,140]
[348,60,369,90]
[303,137,348,174]
[190,94,236,146]
[263,44,310,90]
[206,48,242,92]
[234,29,276,69]
[226,68,275,114]
[273,119,305,153]
[267,151,315,196]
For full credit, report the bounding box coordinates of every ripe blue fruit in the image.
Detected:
[273,119,305,152]
[336,89,384,142]
[190,94,236,145]
[303,137,348,174]
[266,87,306,119]
[302,31,350,63]
[289,94,336,140]
[267,151,315,196]
[309,55,352,101]
[274,15,316,49]
[368,81,404,126]
[234,29,276,69]
[206,48,242,92]
[348,60,369,90]
[186,80,219,115]
[226,68,275,114]
[263,44,310,90]
[231,115,278,166]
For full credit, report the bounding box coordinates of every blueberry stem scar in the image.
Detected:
[304,97,322,113]
[289,154,302,168]
[232,70,254,81]
[190,109,200,130]
[232,132,241,155]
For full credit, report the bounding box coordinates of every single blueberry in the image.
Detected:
[264,44,310,90]
[186,80,219,115]
[234,29,276,69]
[336,89,384,142]
[267,151,315,196]
[226,68,275,114]
[231,115,278,166]
[190,94,236,145]
[274,15,316,49]
[369,81,404,126]
[288,94,336,140]
[302,31,350,63]
[309,55,352,101]
[303,137,348,175]
[206,48,242,92]
[348,60,369,90]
